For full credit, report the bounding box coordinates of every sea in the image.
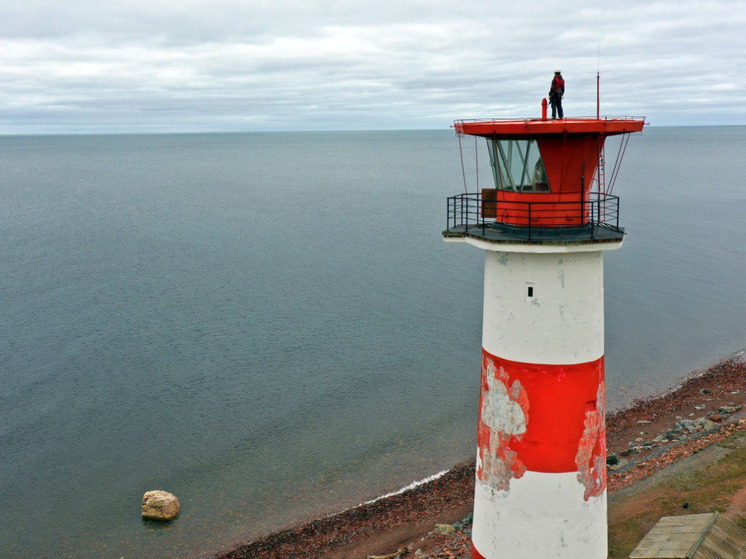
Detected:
[1,126,745,558]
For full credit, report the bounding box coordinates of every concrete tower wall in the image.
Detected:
[482,250,605,365]
[472,249,610,559]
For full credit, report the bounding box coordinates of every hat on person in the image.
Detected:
[555,69,562,73]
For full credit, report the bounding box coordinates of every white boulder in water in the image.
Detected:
[141,490,180,521]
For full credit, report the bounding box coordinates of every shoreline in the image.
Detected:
[215,353,745,559]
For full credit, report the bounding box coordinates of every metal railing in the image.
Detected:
[453,116,646,126]
[445,192,622,241]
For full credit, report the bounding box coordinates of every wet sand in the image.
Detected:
[215,354,746,559]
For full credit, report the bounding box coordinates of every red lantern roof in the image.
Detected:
[454,117,645,138]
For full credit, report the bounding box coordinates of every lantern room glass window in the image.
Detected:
[487,138,550,192]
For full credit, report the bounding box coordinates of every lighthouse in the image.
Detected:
[444,114,644,558]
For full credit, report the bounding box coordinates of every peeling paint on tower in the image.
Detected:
[477,356,529,493]
[575,381,607,500]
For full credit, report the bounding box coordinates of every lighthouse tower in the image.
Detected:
[444,115,644,558]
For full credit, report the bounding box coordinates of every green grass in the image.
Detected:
[608,431,746,558]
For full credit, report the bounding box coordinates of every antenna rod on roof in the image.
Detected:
[596,44,601,119]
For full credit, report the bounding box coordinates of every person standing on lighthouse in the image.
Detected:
[549,69,565,119]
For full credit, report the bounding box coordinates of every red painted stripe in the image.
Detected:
[479,349,605,474]
[471,542,486,559]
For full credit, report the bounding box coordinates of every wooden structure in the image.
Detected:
[629,512,746,559]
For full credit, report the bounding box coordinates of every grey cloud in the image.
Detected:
[0,0,745,132]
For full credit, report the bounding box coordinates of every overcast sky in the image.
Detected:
[1,0,744,133]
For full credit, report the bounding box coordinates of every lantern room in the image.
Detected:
[445,117,645,243]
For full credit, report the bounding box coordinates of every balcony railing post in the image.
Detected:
[616,197,620,230]
[449,197,453,231]
[460,196,466,231]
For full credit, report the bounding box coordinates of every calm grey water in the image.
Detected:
[1,128,744,558]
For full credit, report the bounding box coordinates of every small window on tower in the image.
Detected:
[525,283,535,301]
